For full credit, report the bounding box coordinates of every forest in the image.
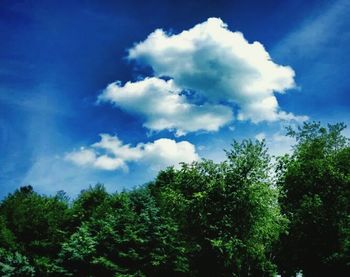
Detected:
[0,122,349,276]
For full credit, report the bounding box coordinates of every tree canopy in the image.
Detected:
[0,122,349,276]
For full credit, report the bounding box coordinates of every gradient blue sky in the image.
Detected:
[1,0,350,198]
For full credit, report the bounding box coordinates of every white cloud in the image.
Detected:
[127,17,306,123]
[140,138,199,171]
[99,77,233,136]
[265,132,296,156]
[65,148,96,166]
[255,132,266,141]
[65,134,199,171]
[93,134,143,161]
[94,156,126,171]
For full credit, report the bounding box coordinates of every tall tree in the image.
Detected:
[151,139,286,276]
[276,122,350,276]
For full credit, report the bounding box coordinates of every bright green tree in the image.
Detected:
[0,248,35,276]
[151,139,287,276]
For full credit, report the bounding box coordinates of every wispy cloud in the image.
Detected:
[272,0,350,119]
[273,0,350,60]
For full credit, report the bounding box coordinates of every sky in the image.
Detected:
[1,0,350,198]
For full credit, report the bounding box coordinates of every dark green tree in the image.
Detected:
[0,186,70,275]
[276,122,350,276]
[70,184,110,225]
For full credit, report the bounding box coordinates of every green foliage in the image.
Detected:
[70,184,110,224]
[0,216,16,249]
[277,122,350,276]
[58,224,97,275]
[1,122,349,276]
[0,248,35,276]
[0,186,69,258]
[151,139,286,276]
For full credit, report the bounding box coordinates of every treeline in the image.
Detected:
[0,122,349,276]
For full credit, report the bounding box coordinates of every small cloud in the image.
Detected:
[264,132,296,156]
[228,125,235,131]
[198,145,206,151]
[65,134,200,171]
[255,132,266,141]
[94,156,127,172]
[65,148,96,166]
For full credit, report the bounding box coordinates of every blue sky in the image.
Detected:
[1,0,349,198]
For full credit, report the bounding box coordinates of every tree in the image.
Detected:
[276,122,350,276]
[0,186,70,259]
[70,184,110,225]
[58,223,97,276]
[0,248,35,277]
[0,216,16,250]
[151,139,286,276]
[2,123,348,276]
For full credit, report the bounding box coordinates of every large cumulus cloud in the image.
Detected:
[126,17,307,127]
